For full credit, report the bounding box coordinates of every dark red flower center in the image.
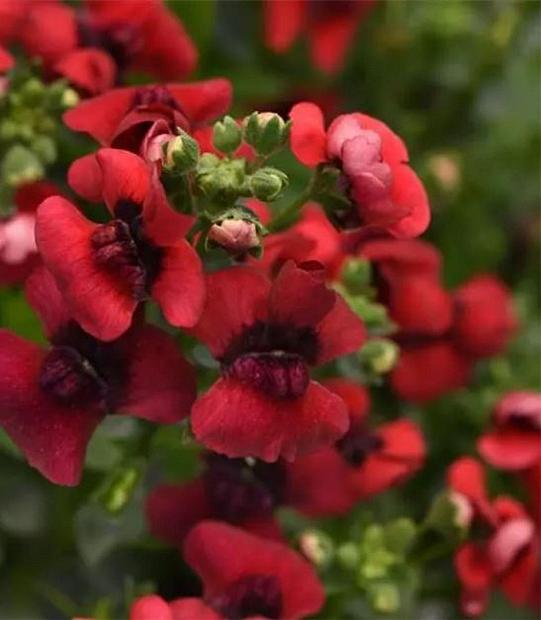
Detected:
[309,0,357,22]
[78,17,141,74]
[133,85,181,110]
[203,453,285,522]
[39,321,125,407]
[210,574,283,620]
[221,321,318,399]
[336,425,383,466]
[91,200,162,300]
[507,412,541,432]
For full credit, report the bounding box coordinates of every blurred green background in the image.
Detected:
[0,1,539,618]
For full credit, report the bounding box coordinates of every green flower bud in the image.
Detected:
[249,167,288,201]
[94,465,141,515]
[341,258,372,294]
[336,542,360,570]
[299,529,334,568]
[2,145,44,187]
[425,491,472,538]
[197,159,248,204]
[369,582,400,614]
[61,87,79,109]
[164,131,200,174]
[359,338,399,375]
[212,115,242,154]
[32,135,57,164]
[243,112,290,155]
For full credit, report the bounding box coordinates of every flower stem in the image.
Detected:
[268,172,317,232]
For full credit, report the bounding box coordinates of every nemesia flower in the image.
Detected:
[18,0,197,95]
[63,79,232,153]
[289,103,430,238]
[448,457,539,617]
[0,267,196,486]
[36,148,204,341]
[264,0,377,74]
[190,261,366,461]
[359,240,517,402]
[286,378,426,515]
[478,391,541,471]
[177,521,325,619]
[0,182,60,287]
[252,200,345,278]
[146,452,284,546]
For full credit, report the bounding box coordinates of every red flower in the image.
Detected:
[63,79,232,153]
[190,261,366,461]
[182,521,325,619]
[146,453,284,546]
[17,0,197,95]
[36,148,204,341]
[452,275,517,358]
[478,391,541,471]
[0,181,61,287]
[264,0,376,74]
[0,267,196,486]
[448,457,539,617]
[253,202,345,278]
[0,45,13,73]
[289,103,430,238]
[130,595,221,620]
[360,240,516,403]
[286,379,425,515]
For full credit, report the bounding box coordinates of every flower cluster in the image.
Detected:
[0,2,537,619]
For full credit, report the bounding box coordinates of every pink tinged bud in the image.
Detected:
[488,517,535,574]
[208,219,259,255]
[0,77,9,97]
[226,352,310,399]
[146,133,174,165]
[449,491,474,528]
[0,213,37,264]
[494,391,541,430]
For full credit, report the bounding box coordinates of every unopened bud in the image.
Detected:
[208,219,260,256]
[359,338,399,375]
[425,491,472,538]
[197,158,248,204]
[299,529,334,568]
[369,582,400,614]
[243,112,290,155]
[164,131,199,174]
[341,258,372,294]
[249,167,288,201]
[213,115,242,154]
[61,87,79,109]
[2,145,44,187]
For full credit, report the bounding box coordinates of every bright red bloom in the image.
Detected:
[130,595,221,620]
[286,379,425,515]
[0,267,196,486]
[478,391,541,471]
[36,148,204,341]
[182,521,325,619]
[289,103,430,238]
[360,240,516,402]
[0,182,61,287]
[452,275,517,358]
[146,453,284,546]
[253,201,345,278]
[264,0,376,74]
[190,261,366,461]
[0,45,13,73]
[17,0,197,95]
[63,79,232,153]
[448,457,539,617]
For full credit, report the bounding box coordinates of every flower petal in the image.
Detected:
[289,102,327,167]
[54,48,116,95]
[167,79,233,126]
[191,378,349,462]
[316,295,366,364]
[478,429,541,471]
[0,330,102,486]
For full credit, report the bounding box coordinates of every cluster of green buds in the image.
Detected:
[337,518,419,616]
[0,64,78,189]
[335,257,399,382]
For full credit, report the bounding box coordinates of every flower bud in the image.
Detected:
[208,219,260,256]
[299,529,334,568]
[164,131,199,174]
[243,112,290,155]
[359,338,399,375]
[249,167,288,201]
[2,145,44,187]
[212,115,242,154]
[424,491,472,538]
[341,258,372,294]
[197,158,248,204]
[369,582,400,614]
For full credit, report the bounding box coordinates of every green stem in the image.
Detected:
[268,173,317,232]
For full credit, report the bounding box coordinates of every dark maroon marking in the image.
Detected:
[336,426,383,466]
[133,85,180,110]
[40,346,106,405]
[226,352,309,399]
[209,574,283,620]
[203,453,285,522]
